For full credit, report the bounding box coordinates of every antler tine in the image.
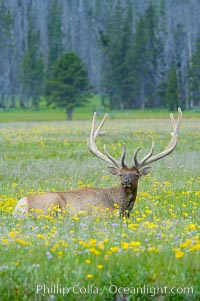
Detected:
[133,147,141,167]
[141,135,178,167]
[138,108,182,167]
[88,112,121,168]
[138,141,155,167]
[103,145,121,168]
[120,143,127,167]
[93,112,108,138]
[168,107,182,148]
[174,107,182,134]
[160,107,182,151]
[170,112,176,129]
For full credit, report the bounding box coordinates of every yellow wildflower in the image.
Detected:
[175,250,184,258]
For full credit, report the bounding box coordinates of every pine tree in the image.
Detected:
[45,52,90,120]
[126,15,148,109]
[0,2,13,109]
[128,2,163,109]
[164,64,179,111]
[20,16,44,110]
[100,1,133,109]
[0,1,13,48]
[120,1,134,108]
[47,0,63,73]
[189,34,200,107]
[173,23,186,109]
[101,2,163,110]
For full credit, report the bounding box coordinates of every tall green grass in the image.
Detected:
[0,116,199,300]
[0,95,200,122]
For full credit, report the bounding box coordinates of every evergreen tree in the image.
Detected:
[0,1,13,109]
[100,1,163,110]
[189,34,200,107]
[164,64,179,111]
[119,1,134,108]
[0,1,13,48]
[45,52,90,120]
[144,2,163,106]
[126,15,148,109]
[128,2,163,109]
[100,1,133,109]
[20,16,44,110]
[173,23,186,109]
[47,0,63,73]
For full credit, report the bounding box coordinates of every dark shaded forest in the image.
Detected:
[0,0,200,111]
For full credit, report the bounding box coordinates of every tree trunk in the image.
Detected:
[66,107,73,120]
[10,95,16,108]
[19,97,26,108]
[140,83,145,110]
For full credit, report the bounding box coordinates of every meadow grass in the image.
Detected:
[0,115,199,300]
[0,94,199,123]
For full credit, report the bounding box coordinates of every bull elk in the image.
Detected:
[14,108,182,217]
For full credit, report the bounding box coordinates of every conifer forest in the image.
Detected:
[0,0,200,111]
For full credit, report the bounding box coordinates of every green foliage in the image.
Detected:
[100,1,133,109]
[20,16,44,110]
[189,34,200,107]
[101,2,164,110]
[47,0,63,73]
[1,1,200,113]
[0,119,199,300]
[163,64,179,111]
[45,52,90,119]
[0,104,199,122]
[0,1,13,48]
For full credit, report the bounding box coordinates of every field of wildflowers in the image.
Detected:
[0,116,199,300]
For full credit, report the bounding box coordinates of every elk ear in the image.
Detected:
[108,167,121,176]
[139,167,151,177]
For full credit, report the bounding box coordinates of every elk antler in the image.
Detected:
[87,112,126,169]
[133,107,183,169]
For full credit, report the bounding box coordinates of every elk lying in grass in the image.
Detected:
[14,108,182,217]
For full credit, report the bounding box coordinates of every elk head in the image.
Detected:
[13,108,182,218]
[88,108,182,197]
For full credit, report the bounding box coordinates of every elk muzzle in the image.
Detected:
[122,177,132,187]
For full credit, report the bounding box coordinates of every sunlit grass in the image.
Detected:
[0,117,199,300]
[0,96,200,123]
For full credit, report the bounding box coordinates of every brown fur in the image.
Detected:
[14,167,146,217]
[14,109,182,217]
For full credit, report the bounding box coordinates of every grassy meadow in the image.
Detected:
[0,94,200,122]
[0,111,199,300]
